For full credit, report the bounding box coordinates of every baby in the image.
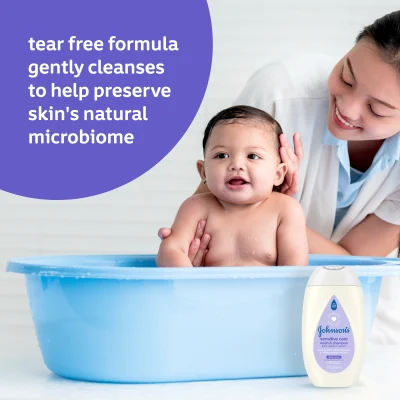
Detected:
[157,105,308,267]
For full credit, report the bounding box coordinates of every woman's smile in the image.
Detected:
[333,105,361,130]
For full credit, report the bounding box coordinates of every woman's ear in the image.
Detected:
[274,163,288,186]
[196,160,206,181]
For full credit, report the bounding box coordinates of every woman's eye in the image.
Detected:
[369,105,384,118]
[340,70,352,88]
[248,153,260,160]
[216,153,228,159]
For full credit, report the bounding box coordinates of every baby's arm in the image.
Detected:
[156,195,209,267]
[276,197,308,266]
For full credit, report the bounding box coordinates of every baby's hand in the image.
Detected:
[158,220,210,266]
[279,132,303,197]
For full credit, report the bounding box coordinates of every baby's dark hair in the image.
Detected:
[202,105,284,192]
[357,11,400,73]
[202,105,283,154]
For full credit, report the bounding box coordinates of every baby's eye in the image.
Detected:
[248,153,260,160]
[215,153,229,159]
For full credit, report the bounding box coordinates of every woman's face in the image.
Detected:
[327,39,400,141]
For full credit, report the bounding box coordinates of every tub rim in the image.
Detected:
[6,254,400,280]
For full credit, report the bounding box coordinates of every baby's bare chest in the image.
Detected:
[204,210,279,266]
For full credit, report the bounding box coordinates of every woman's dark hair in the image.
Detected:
[356,11,400,72]
[202,105,283,153]
[202,105,284,191]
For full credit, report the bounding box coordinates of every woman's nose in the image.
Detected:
[338,95,362,123]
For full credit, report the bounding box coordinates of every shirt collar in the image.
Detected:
[323,125,341,146]
[323,126,349,171]
[323,126,400,163]
[384,131,400,162]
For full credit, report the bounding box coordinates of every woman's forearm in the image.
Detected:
[307,227,351,256]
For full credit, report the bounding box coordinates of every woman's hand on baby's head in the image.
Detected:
[279,132,303,197]
[158,220,210,267]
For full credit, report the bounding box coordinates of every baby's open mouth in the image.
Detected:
[228,178,249,185]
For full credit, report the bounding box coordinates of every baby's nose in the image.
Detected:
[229,158,245,171]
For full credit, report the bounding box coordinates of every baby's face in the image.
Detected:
[203,122,285,205]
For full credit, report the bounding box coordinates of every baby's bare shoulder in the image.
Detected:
[181,192,218,210]
[191,192,219,204]
[268,193,304,217]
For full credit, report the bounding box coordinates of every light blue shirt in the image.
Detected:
[322,127,400,228]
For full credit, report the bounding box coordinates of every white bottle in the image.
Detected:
[302,266,366,387]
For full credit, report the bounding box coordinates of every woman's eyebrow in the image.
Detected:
[347,57,399,110]
[373,97,399,110]
[346,57,356,81]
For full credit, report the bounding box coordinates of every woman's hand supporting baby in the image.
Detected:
[158,220,211,267]
[156,196,211,267]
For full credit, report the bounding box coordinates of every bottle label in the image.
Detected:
[313,295,354,373]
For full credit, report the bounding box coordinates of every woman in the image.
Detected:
[161,11,399,260]
[159,11,400,341]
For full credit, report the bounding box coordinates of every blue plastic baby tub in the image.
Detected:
[7,254,400,383]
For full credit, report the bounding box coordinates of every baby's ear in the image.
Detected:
[274,163,288,186]
[196,160,206,180]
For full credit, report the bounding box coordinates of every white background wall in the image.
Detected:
[1,0,399,329]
